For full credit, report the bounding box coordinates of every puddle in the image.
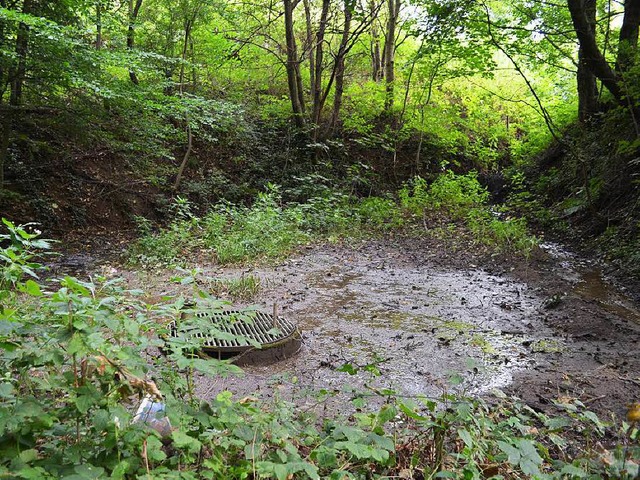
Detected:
[47,238,640,415]
[540,242,640,324]
[194,245,554,405]
[574,269,640,322]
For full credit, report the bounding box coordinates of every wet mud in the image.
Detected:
[54,236,640,417]
[188,239,640,417]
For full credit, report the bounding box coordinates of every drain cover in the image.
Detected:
[167,310,302,365]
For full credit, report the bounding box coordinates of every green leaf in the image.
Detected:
[61,277,92,297]
[75,395,94,414]
[519,457,542,477]
[337,363,358,375]
[0,383,15,398]
[110,460,132,480]
[397,401,429,421]
[15,466,51,479]
[145,435,167,462]
[458,428,473,448]
[22,280,42,297]
[560,463,587,477]
[18,449,38,464]
[376,404,397,425]
[67,334,86,355]
[71,464,106,479]
[497,440,521,464]
[256,461,319,480]
[544,416,572,430]
[517,439,542,465]
[272,464,288,480]
[124,320,139,337]
[172,430,202,452]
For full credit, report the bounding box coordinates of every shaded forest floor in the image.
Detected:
[50,232,640,420]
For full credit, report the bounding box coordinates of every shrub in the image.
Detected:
[356,196,404,230]
[0,218,53,290]
[131,171,538,266]
[467,208,538,256]
[399,171,489,219]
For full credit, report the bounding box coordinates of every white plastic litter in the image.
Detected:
[132,395,172,437]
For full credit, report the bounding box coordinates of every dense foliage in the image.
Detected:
[1,220,639,479]
[1,0,640,475]
[0,0,637,274]
[129,173,537,266]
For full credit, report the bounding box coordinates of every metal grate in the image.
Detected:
[167,310,301,362]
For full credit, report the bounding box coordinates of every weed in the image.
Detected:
[131,172,538,267]
[1,223,638,478]
[208,274,262,300]
[0,218,53,289]
[531,338,565,353]
[357,196,404,230]
[399,171,488,219]
[467,208,538,256]
[470,334,497,354]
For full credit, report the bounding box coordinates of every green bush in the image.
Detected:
[356,196,404,230]
[399,171,489,219]
[131,171,538,266]
[467,208,538,256]
[398,172,537,254]
[2,222,637,479]
[0,218,53,290]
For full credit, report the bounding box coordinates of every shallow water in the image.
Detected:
[50,240,640,412]
[194,245,558,404]
[540,242,640,324]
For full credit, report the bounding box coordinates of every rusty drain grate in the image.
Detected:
[167,310,302,365]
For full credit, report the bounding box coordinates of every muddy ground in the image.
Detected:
[53,235,640,419]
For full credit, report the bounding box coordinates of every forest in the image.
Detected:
[1,0,640,478]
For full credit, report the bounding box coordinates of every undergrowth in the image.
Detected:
[399,171,538,256]
[129,172,537,266]
[1,221,638,479]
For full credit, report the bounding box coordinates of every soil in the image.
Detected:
[1,148,164,235]
[52,233,640,419]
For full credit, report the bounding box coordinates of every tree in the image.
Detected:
[283,0,306,128]
[383,0,400,111]
[575,0,598,121]
[616,0,640,72]
[567,0,640,110]
[127,0,144,84]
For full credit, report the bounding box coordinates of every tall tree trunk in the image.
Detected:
[190,37,197,88]
[577,0,598,121]
[173,120,192,190]
[163,68,174,96]
[175,9,200,190]
[303,0,315,95]
[616,0,640,71]
[0,0,8,189]
[283,0,306,128]
[2,0,32,190]
[294,47,305,115]
[370,0,382,81]
[10,0,32,106]
[127,0,143,85]
[179,18,193,91]
[329,0,353,133]
[311,0,330,139]
[567,0,623,102]
[383,0,399,111]
[96,0,102,49]
[0,0,8,101]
